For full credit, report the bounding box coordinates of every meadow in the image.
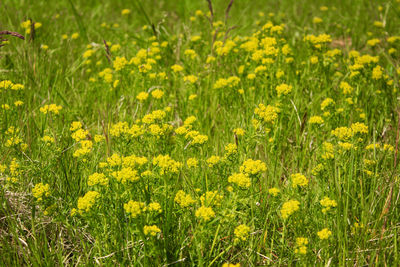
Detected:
[1,0,400,265]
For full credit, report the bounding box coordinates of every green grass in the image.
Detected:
[1,0,400,265]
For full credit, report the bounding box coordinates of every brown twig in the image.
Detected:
[206,0,214,25]
[103,39,112,64]
[29,18,35,42]
[225,0,234,23]
[0,31,25,40]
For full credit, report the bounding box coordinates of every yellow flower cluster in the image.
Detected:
[234,224,251,241]
[309,116,324,124]
[40,104,62,114]
[88,172,109,186]
[32,183,50,202]
[195,206,215,222]
[254,104,280,124]
[291,173,308,188]
[111,167,139,183]
[228,173,251,188]
[281,199,300,219]
[320,196,337,213]
[124,201,145,218]
[213,76,241,89]
[77,191,100,214]
[294,237,308,254]
[275,83,292,96]
[153,154,182,175]
[317,228,332,239]
[239,159,267,176]
[268,187,280,196]
[174,190,196,208]
[143,225,161,236]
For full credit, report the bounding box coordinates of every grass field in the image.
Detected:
[1,0,400,265]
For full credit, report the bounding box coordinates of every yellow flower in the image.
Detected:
[294,237,308,254]
[124,200,145,218]
[143,225,161,236]
[32,183,50,201]
[77,191,100,214]
[206,156,221,167]
[233,128,245,136]
[291,173,308,188]
[228,173,251,188]
[121,9,131,15]
[320,196,337,213]
[275,83,292,96]
[254,104,280,124]
[240,159,267,175]
[171,64,184,72]
[313,17,323,24]
[309,116,324,124]
[281,200,300,219]
[268,187,280,196]
[175,190,196,208]
[71,32,79,39]
[186,158,198,168]
[234,224,251,241]
[151,89,164,99]
[317,228,332,239]
[88,172,109,186]
[195,206,215,222]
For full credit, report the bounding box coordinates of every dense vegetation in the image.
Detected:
[1,0,400,265]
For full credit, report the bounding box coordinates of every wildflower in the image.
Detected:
[268,187,280,196]
[291,173,308,188]
[186,158,198,168]
[183,75,198,84]
[153,154,182,174]
[189,94,197,100]
[367,38,380,47]
[124,201,145,218]
[151,89,164,99]
[206,156,221,167]
[340,81,353,95]
[234,224,251,241]
[309,116,324,124]
[275,83,292,96]
[171,64,183,72]
[88,172,109,186]
[40,104,62,114]
[281,200,300,219]
[32,183,50,202]
[321,98,334,110]
[195,206,215,222]
[77,191,100,213]
[233,128,245,136]
[228,173,251,188]
[71,33,79,39]
[331,126,353,140]
[295,237,308,254]
[112,167,139,183]
[143,225,161,236]
[147,202,162,213]
[240,159,267,175]
[372,65,383,80]
[317,228,332,239]
[121,9,131,15]
[254,104,280,124]
[320,196,337,213]
[313,17,323,24]
[175,190,196,208]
